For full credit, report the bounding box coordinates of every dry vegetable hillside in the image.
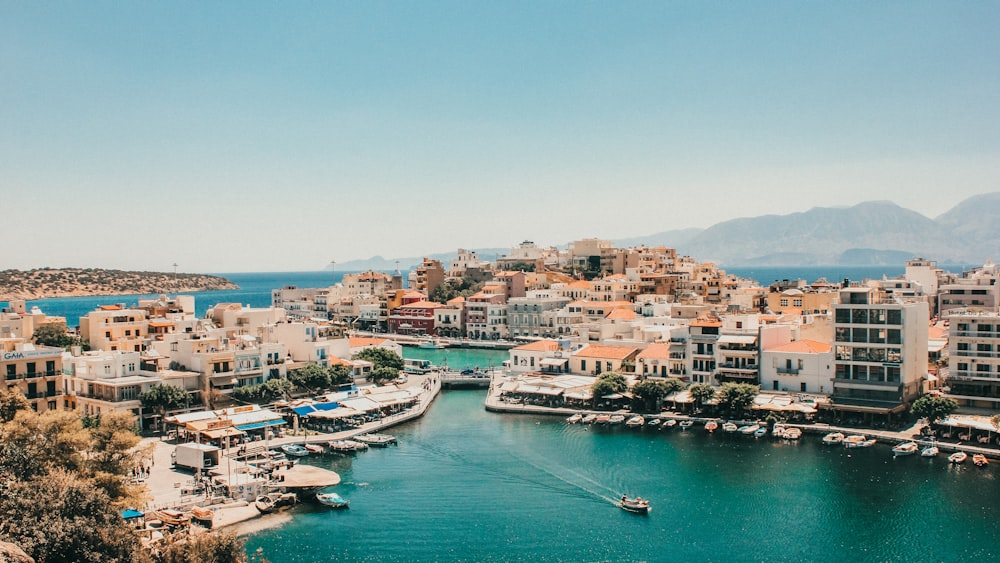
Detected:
[0,268,238,301]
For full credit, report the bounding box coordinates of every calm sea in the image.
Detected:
[245,384,1000,562]
[1,266,922,326]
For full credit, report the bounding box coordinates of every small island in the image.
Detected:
[0,268,239,301]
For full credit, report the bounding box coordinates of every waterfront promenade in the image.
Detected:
[139,372,441,533]
[483,372,1000,460]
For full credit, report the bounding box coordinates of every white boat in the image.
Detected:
[280,444,310,457]
[892,442,919,457]
[609,415,626,425]
[316,492,350,509]
[328,440,368,453]
[843,435,867,449]
[355,433,398,447]
[858,439,876,448]
[255,492,296,514]
[772,424,786,438]
[625,416,645,427]
[303,443,325,455]
[822,432,845,445]
[722,422,739,433]
[647,418,662,428]
[920,445,939,458]
[417,338,447,349]
[949,451,968,464]
[663,419,678,428]
[581,414,597,424]
[618,495,650,514]
[678,420,694,430]
[738,425,758,435]
[783,427,802,440]
[566,413,583,424]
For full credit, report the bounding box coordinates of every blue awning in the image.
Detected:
[291,402,341,417]
[235,419,287,431]
[121,509,144,520]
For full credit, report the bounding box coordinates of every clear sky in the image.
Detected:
[2,2,998,273]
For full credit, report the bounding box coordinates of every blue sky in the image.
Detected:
[2,2,998,273]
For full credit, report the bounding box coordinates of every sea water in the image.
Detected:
[244,385,1000,562]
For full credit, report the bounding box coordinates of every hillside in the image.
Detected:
[0,269,239,301]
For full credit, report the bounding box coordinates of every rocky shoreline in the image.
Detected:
[0,268,238,301]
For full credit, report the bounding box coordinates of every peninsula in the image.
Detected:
[0,268,238,301]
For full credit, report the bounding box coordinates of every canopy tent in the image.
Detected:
[564,391,593,400]
[235,419,287,432]
[539,358,569,367]
[306,406,362,419]
[939,415,998,432]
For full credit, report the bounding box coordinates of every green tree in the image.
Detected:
[631,380,668,413]
[330,364,353,386]
[371,366,400,384]
[31,323,76,348]
[355,348,404,371]
[715,383,760,418]
[0,387,30,423]
[289,364,332,392]
[689,383,716,410]
[231,383,263,404]
[260,378,293,402]
[910,395,959,425]
[591,372,628,407]
[139,384,190,429]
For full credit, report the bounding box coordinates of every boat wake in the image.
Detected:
[511,450,620,506]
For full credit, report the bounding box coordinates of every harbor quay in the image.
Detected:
[484,371,1000,461]
[138,372,442,535]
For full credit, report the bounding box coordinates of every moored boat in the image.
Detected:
[892,442,919,457]
[153,508,190,527]
[190,506,214,528]
[355,433,398,447]
[704,420,718,433]
[678,420,694,430]
[303,443,325,455]
[281,444,310,457]
[255,492,297,514]
[753,426,768,439]
[647,418,662,428]
[663,419,678,429]
[328,439,368,453]
[618,495,650,514]
[316,492,350,509]
[858,439,876,448]
[594,414,612,425]
[626,416,645,427]
[738,425,758,435]
[949,451,968,464]
[843,435,867,449]
[783,427,802,440]
[973,454,989,467]
[609,415,626,425]
[822,432,845,445]
[920,445,939,458]
[566,413,583,424]
[581,414,597,424]
[722,422,739,433]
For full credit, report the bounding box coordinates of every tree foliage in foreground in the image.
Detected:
[631,378,684,412]
[689,383,716,408]
[355,348,404,371]
[715,383,760,418]
[910,395,959,425]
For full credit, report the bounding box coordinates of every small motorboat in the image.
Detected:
[858,439,876,448]
[153,509,190,527]
[303,443,325,455]
[281,444,310,457]
[678,420,694,431]
[618,495,650,514]
[843,435,868,449]
[783,427,802,440]
[704,420,718,433]
[566,413,583,424]
[316,492,350,509]
[753,426,768,439]
[594,415,611,425]
[255,492,297,514]
[328,440,368,453]
[190,506,214,528]
[722,422,739,433]
[973,454,989,467]
[355,434,398,447]
[609,415,626,425]
[822,432,845,445]
[738,425,758,435]
[663,419,677,429]
[646,418,662,428]
[626,416,645,427]
[892,442,920,457]
[920,445,939,458]
[949,451,968,464]
[581,414,597,424]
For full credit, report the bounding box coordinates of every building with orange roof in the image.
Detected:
[465,292,508,340]
[79,307,149,352]
[760,337,834,395]
[569,344,639,376]
[387,300,445,336]
[348,336,403,357]
[434,299,465,338]
[411,258,445,299]
[508,339,571,374]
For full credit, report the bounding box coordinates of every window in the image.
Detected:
[836,309,851,323]
[887,310,902,325]
[793,299,802,307]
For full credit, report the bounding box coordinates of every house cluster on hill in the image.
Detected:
[1,238,998,427]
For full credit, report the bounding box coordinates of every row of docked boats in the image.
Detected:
[278,434,398,458]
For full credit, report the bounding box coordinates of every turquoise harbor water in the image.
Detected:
[246,388,1000,562]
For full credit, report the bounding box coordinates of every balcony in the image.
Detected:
[776,367,800,375]
[5,370,60,381]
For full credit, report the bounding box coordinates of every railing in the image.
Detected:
[776,367,800,375]
[5,370,59,381]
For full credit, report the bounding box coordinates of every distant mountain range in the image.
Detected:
[336,192,1000,271]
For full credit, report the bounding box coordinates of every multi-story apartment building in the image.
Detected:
[465,292,508,340]
[79,306,148,352]
[831,287,928,414]
[64,350,166,425]
[687,315,720,384]
[945,308,1000,410]
[387,300,444,336]
[507,293,571,339]
[937,261,1000,315]
[434,297,465,338]
[413,258,445,298]
[715,315,761,385]
[569,344,639,376]
[765,280,840,315]
[759,322,834,395]
[1,338,64,412]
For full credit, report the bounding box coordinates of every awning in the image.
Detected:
[540,358,569,367]
[719,335,757,345]
[235,419,287,431]
[201,427,245,440]
[307,407,361,419]
[925,373,939,382]
[564,391,593,400]
[121,509,144,520]
[601,393,624,400]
